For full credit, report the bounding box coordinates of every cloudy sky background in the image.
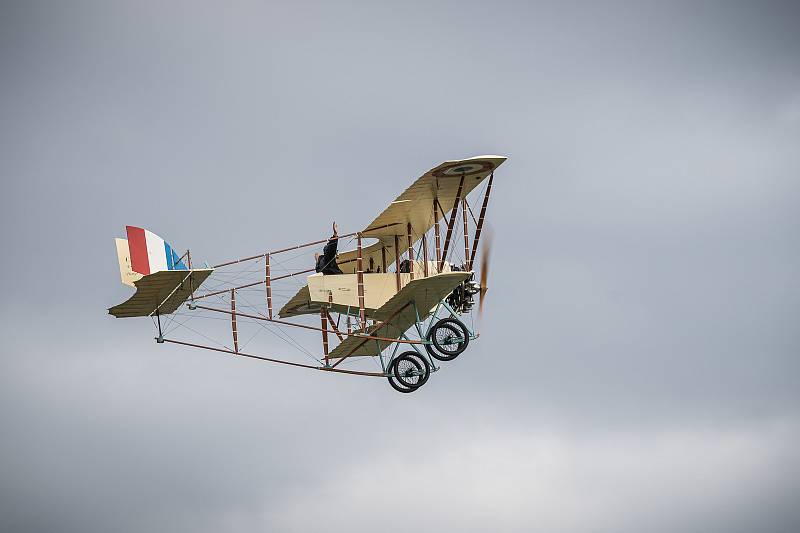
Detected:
[1,1,799,531]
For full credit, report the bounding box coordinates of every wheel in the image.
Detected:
[387,373,416,393]
[386,352,432,393]
[425,321,466,361]
[388,354,422,393]
[390,352,430,390]
[402,351,431,387]
[425,318,470,361]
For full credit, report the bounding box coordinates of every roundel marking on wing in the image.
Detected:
[432,160,495,178]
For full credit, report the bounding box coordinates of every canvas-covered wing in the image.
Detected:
[363,155,505,240]
[279,285,322,318]
[325,272,470,359]
[335,155,506,274]
[108,269,213,318]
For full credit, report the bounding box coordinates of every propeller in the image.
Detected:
[478,227,493,319]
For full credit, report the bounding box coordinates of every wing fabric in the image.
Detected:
[325,272,469,359]
[335,155,506,274]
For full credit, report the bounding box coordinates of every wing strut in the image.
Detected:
[433,198,442,272]
[357,233,366,329]
[394,235,401,291]
[469,171,494,266]
[462,196,470,270]
[422,233,429,276]
[406,223,415,281]
[439,173,465,271]
[320,308,329,359]
[325,308,345,341]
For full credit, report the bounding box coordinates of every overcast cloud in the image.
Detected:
[1,1,799,532]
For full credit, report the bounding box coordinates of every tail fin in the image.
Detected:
[115,238,143,287]
[115,226,188,287]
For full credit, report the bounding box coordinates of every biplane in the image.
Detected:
[109,155,506,393]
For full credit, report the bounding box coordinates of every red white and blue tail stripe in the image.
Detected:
[124,226,187,276]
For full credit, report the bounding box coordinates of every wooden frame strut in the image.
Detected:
[439,174,464,271]
[193,304,425,345]
[230,289,239,353]
[469,171,494,266]
[265,253,272,319]
[212,223,402,268]
[162,339,386,377]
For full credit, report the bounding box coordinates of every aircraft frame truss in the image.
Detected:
[112,156,505,392]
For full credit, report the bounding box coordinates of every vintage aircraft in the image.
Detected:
[109,155,506,392]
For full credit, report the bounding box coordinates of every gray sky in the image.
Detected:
[1,1,799,532]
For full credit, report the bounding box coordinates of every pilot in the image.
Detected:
[315,221,343,275]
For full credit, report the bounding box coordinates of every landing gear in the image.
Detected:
[387,351,431,393]
[425,318,469,361]
[383,301,474,392]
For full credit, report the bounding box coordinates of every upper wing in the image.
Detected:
[336,155,506,273]
[362,155,506,240]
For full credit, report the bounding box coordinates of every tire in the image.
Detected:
[391,353,429,390]
[387,355,422,393]
[401,351,431,387]
[425,318,469,361]
[388,373,416,393]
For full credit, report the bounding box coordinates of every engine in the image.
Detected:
[446,266,481,314]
